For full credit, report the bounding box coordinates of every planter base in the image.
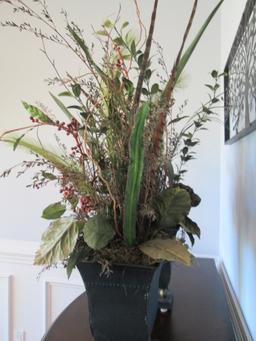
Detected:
[77,262,165,341]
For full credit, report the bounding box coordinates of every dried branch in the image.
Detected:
[131,0,158,120]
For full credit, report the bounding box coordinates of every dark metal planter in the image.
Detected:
[77,262,164,341]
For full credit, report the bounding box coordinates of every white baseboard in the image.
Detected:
[219,261,253,341]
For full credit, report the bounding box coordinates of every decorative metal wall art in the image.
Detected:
[224,0,256,144]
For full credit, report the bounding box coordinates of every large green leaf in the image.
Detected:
[34,218,80,266]
[123,103,150,246]
[175,0,224,83]
[157,187,191,229]
[42,202,66,220]
[22,101,53,124]
[83,215,115,250]
[178,184,201,207]
[139,238,193,266]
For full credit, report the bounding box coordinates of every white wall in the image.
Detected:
[0,240,84,341]
[220,0,256,339]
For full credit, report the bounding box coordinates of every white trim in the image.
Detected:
[0,239,39,265]
[44,280,84,331]
[219,261,253,341]
[0,274,12,341]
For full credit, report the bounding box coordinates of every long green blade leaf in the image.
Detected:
[123,102,150,246]
[175,0,223,83]
[49,92,75,122]
[3,137,70,170]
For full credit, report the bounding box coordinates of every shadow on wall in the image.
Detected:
[232,134,256,331]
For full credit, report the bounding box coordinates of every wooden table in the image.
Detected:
[42,258,236,341]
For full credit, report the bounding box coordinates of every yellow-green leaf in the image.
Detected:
[22,101,53,124]
[139,238,193,266]
[34,218,79,266]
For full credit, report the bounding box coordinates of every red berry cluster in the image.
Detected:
[30,116,40,123]
[70,144,83,156]
[79,195,94,214]
[55,118,79,138]
[60,184,75,199]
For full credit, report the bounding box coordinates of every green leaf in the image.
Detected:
[211,97,219,103]
[156,187,191,229]
[41,171,57,181]
[175,0,223,83]
[139,238,193,266]
[130,40,136,56]
[34,218,79,266]
[68,196,79,210]
[22,101,53,124]
[184,139,199,147]
[178,184,201,207]
[123,103,150,246]
[42,202,66,220]
[142,88,149,96]
[66,247,87,278]
[121,21,129,29]
[211,70,218,78]
[83,214,115,250]
[180,217,201,238]
[137,53,144,68]
[113,37,124,46]
[103,19,113,28]
[123,77,134,95]
[50,92,75,122]
[13,133,26,151]
[169,115,189,124]
[95,30,108,36]
[205,84,214,91]
[187,232,195,246]
[168,162,175,184]
[67,105,83,110]
[72,84,81,97]
[151,83,159,95]
[145,69,152,80]
[58,91,73,97]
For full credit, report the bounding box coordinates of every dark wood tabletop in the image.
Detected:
[42,258,236,341]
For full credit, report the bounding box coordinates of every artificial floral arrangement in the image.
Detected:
[0,0,223,277]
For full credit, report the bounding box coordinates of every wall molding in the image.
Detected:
[44,280,84,330]
[0,274,12,341]
[0,239,39,265]
[219,261,253,341]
